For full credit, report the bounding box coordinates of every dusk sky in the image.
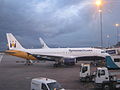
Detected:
[0,0,120,50]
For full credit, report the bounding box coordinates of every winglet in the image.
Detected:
[39,38,49,49]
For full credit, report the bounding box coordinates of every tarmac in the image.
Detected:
[1,55,120,90]
[0,55,96,90]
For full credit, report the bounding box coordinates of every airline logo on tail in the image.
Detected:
[7,33,24,50]
[10,41,16,48]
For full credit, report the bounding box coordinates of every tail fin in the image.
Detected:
[39,38,49,49]
[105,56,119,69]
[6,33,24,50]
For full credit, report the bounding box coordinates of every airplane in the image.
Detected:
[5,33,110,67]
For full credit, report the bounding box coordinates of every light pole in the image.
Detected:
[115,24,119,44]
[95,0,103,47]
[106,35,110,48]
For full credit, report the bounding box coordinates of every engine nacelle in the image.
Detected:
[63,58,76,65]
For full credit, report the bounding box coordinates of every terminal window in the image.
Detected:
[114,59,120,62]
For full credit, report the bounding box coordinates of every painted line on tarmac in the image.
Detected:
[0,55,3,63]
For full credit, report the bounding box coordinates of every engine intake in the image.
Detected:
[64,58,76,65]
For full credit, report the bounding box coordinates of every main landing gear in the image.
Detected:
[25,60,33,65]
[53,62,62,67]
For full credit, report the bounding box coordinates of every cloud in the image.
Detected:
[0,0,120,50]
[26,0,94,37]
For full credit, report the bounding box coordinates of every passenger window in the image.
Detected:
[41,83,48,90]
[82,66,88,73]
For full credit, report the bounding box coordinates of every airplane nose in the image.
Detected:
[104,53,110,57]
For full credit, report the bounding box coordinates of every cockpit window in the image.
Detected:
[101,51,106,53]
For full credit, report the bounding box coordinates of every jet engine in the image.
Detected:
[63,58,76,65]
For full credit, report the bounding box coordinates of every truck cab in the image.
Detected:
[31,77,64,90]
[80,64,90,78]
[80,63,95,82]
[95,67,109,84]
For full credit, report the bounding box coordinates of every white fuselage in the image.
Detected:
[21,47,109,58]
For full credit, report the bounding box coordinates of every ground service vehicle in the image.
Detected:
[80,63,95,82]
[95,67,120,89]
[80,64,120,89]
[31,77,64,90]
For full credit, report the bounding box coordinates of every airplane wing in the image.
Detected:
[32,53,72,60]
[30,52,105,61]
[30,53,76,61]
